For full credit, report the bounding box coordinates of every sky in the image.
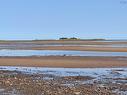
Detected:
[0,0,127,40]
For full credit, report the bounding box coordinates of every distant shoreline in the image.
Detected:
[1,39,127,42]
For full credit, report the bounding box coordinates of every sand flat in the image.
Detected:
[0,56,127,68]
[1,40,127,52]
[31,46,127,52]
[0,40,127,68]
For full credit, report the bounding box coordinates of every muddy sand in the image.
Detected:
[31,46,127,52]
[0,56,127,68]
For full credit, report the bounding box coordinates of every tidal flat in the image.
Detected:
[0,67,127,95]
[0,40,127,95]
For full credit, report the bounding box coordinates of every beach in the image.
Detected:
[1,0,127,94]
[0,40,127,68]
[0,40,127,95]
[0,56,127,68]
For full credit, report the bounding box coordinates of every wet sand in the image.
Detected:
[0,40,127,52]
[0,40,127,67]
[0,40,127,44]
[31,46,127,52]
[0,56,127,68]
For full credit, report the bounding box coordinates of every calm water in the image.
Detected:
[1,44,127,48]
[0,66,127,78]
[0,50,127,57]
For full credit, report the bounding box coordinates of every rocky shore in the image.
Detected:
[0,69,127,95]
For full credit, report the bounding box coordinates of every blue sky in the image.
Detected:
[0,0,127,40]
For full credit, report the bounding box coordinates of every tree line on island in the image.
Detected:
[59,37,105,41]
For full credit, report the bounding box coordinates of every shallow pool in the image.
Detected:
[0,50,127,57]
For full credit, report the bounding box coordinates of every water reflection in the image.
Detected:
[0,50,127,56]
